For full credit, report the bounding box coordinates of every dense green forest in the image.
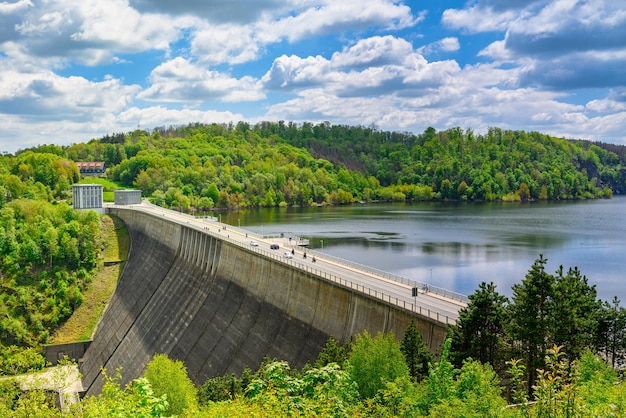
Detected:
[0,151,102,374]
[53,122,625,211]
[1,122,626,416]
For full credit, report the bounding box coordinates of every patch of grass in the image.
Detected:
[49,215,129,344]
[102,215,129,263]
[78,177,131,191]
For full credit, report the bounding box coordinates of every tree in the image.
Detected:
[245,360,358,417]
[507,255,555,395]
[518,182,531,200]
[425,356,506,417]
[348,330,409,399]
[597,296,626,369]
[449,281,508,371]
[551,266,600,362]
[77,370,169,417]
[315,336,348,368]
[205,183,219,205]
[143,354,198,416]
[400,320,432,382]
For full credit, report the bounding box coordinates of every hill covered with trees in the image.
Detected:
[0,151,104,374]
[58,122,624,211]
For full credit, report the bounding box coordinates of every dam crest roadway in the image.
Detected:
[79,201,467,395]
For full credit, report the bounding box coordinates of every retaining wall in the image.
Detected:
[80,208,447,395]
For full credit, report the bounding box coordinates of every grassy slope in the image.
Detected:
[49,214,129,343]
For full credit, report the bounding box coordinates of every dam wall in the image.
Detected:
[80,208,447,395]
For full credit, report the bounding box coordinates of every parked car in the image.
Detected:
[250,240,259,247]
[283,251,293,259]
[270,244,279,250]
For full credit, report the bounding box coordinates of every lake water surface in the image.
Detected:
[219,196,626,303]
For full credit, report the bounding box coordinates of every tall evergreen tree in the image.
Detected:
[507,255,555,395]
[597,296,626,369]
[448,282,508,372]
[400,320,432,382]
[551,266,600,361]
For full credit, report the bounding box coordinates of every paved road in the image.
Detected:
[111,202,466,325]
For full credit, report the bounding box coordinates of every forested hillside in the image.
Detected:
[63,122,622,210]
[0,152,101,374]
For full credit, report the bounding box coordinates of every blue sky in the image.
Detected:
[1,0,625,153]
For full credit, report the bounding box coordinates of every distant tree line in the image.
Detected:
[26,122,617,211]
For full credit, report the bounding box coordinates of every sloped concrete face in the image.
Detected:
[80,209,446,395]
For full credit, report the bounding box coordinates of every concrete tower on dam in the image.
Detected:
[79,206,451,395]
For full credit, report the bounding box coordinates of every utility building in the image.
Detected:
[114,190,142,205]
[72,184,103,213]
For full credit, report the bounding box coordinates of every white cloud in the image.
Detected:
[0,68,139,119]
[191,0,419,65]
[266,0,419,43]
[190,23,260,65]
[419,37,460,56]
[6,0,184,65]
[117,106,244,127]
[262,36,461,98]
[263,55,331,90]
[442,5,517,33]
[138,57,265,103]
[0,0,33,14]
[331,36,415,69]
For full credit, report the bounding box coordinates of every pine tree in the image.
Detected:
[551,266,601,361]
[449,281,508,372]
[508,255,555,395]
[400,320,432,382]
[597,296,626,369]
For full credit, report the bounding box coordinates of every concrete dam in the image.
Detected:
[80,206,452,395]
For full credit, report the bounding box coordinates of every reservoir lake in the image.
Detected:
[219,196,626,303]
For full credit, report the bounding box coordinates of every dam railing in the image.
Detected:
[286,244,468,304]
[188,221,460,325]
[192,212,467,304]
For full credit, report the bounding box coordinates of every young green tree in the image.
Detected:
[198,373,243,404]
[143,353,198,416]
[315,335,348,368]
[348,330,409,399]
[507,255,555,395]
[77,370,168,418]
[426,357,507,417]
[245,360,358,417]
[448,281,508,371]
[400,320,432,382]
